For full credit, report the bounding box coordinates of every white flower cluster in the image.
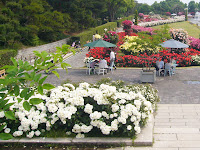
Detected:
[1,82,158,138]
[139,17,185,27]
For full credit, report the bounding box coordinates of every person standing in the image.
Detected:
[110,50,116,70]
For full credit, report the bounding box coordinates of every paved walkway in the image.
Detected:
[108,104,200,150]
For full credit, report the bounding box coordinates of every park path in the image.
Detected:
[107,104,200,150]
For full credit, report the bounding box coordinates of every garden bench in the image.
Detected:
[0,69,6,79]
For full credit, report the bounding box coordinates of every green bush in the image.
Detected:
[70,22,117,46]
[0,49,17,68]
[116,15,134,27]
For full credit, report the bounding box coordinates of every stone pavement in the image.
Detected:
[108,104,200,150]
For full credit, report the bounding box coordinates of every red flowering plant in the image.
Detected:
[115,48,200,67]
[122,20,133,35]
[103,31,119,44]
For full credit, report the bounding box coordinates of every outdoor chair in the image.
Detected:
[97,63,107,75]
[157,68,165,76]
[164,64,173,76]
[86,62,95,75]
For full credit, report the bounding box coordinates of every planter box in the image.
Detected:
[140,70,156,83]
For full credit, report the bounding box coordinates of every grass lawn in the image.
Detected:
[152,21,200,39]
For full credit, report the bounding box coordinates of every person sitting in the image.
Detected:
[165,59,172,76]
[89,60,99,74]
[155,57,165,76]
[159,58,165,69]
[99,58,108,69]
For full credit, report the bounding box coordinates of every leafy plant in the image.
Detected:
[0,44,74,140]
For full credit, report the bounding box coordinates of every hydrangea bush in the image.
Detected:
[0,80,160,139]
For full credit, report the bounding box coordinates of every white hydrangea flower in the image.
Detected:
[90,111,102,120]
[84,104,93,114]
[35,130,41,136]
[134,126,141,134]
[27,131,34,138]
[13,131,23,137]
[4,128,10,133]
[0,111,5,118]
[127,125,132,130]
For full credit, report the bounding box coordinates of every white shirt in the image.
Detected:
[110,51,115,60]
[99,59,108,68]
[158,61,164,69]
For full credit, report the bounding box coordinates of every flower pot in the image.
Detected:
[140,70,156,83]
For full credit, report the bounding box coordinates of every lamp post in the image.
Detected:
[184,8,188,21]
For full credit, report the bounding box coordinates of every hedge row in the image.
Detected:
[0,50,17,68]
[71,22,117,46]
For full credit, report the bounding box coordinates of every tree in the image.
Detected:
[188,1,198,13]
[138,4,152,14]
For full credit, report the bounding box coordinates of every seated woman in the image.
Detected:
[98,58,109,69]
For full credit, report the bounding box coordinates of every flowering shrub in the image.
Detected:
[122,20,133,30]
[138,17,184,27]
[0,81,160,138]
[94,34,102,40]
[139,13,144,18]
[115,49,200,67]
[191,55,200,66]
[103,31,119,44]
[132,25,154,35]
[166,12,171,16]
[189,36,200,51]
[83,57,99,63]
[119,35,161,55]
[170,28,189,44]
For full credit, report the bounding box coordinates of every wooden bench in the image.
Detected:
[0,69,6,79]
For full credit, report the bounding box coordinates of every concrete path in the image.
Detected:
[45,67,200,104]
[108,104,200,150]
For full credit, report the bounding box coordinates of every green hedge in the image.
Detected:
[70,22,117,46]
[0,50,17,68]
[116,15,134,27]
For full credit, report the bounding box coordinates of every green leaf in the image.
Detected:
[3,103,15,111]
[43,83,55,90]
[11,57,18,66]
[0,133,13,140]
[0,100,9,109]
[17,98,22,103]
[30,81,35,87]
[4,111,16,120]
[39,76,47,85]
[14,85,19,96]
[52,71,59,78]
[25,90,34,100]
[20,88,29,98]
[29,98,43,105]
[23,101,31,111]
[0,124,6,132]
[34,73,42,82]
[37,85,43,95]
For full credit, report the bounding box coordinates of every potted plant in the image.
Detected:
[140,56,156,83]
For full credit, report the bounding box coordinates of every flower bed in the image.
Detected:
[0,80,160,138]
[116,49,200,67]
[138,17,185,27]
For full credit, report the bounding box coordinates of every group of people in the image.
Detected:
[155,57,176,76]
[88,50,117,74]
